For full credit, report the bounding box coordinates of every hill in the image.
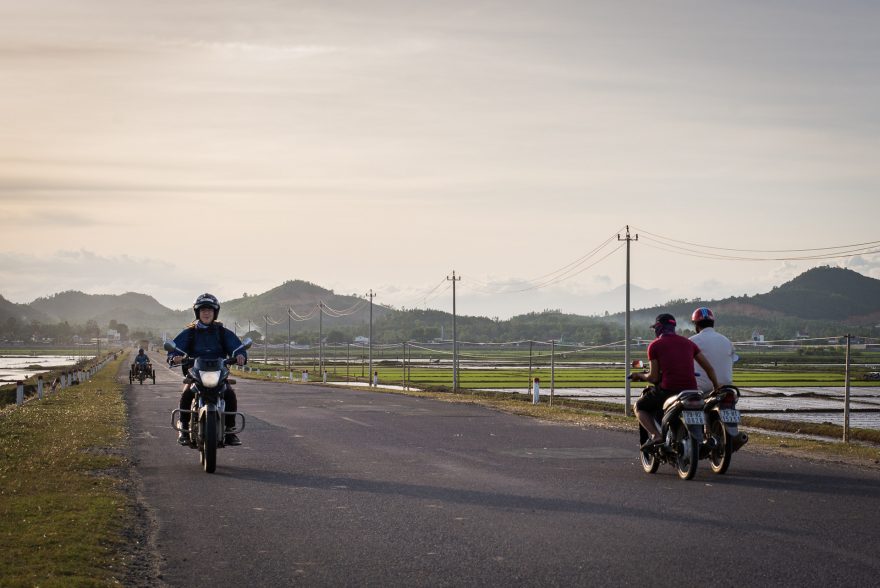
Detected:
[28,291,187,332]
[221,280,389,335]
[622,266,880,341]
[0,294,52,325]
[749,266,880,321]
[3,266,879,344]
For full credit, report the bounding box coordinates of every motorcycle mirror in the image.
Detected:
[631,360,645,369]
[163,340,179,353]
[240,337,253,349]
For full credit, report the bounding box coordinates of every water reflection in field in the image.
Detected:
[0,354,92,385]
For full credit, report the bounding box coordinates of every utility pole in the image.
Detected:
[528,340,533,395]
[366,289,375,384]
[319,301,324,376]
[618,225,638,416]
[844,334,851,443]
[287,308,291,371]
[447,270,461,391]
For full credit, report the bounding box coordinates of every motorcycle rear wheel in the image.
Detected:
[202,414,217,473]
[676,427,699,480]
[708,419,732,474]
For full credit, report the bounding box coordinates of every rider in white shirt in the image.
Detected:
[689,307,736,393]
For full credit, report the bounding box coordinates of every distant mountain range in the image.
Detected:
[1,267,878,342]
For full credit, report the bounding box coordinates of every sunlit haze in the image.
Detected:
[1,1,878,318]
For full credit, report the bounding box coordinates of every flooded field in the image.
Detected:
[0,354,92,385]
[476,385,880,431]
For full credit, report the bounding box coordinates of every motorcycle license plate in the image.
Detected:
[683,411,704,425]
[720,409,741,423]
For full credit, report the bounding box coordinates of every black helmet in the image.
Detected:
[652,313,677,336]
[138,348,144,353]
[652,313,676,328]
[193,293,220,320]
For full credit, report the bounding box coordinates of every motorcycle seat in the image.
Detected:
[662,389,702,411]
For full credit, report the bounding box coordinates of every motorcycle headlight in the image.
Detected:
[200,370,222,388]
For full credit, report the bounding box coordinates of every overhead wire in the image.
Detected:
[634,228,880,254]
[634,228,880,262]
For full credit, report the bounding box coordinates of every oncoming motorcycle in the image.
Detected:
[165,338,251,473]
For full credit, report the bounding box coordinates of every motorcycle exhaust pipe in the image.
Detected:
[732,432,749,452]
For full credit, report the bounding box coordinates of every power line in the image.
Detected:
[634,227,880,254]
[640,237,880,262]
[635,228,880,261]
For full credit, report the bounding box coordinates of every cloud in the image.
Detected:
[0,250,200,309]
[844,254,880,279]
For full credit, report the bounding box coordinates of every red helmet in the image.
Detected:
[691,307,715,323]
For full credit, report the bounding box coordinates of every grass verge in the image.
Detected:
[0,355,130,587]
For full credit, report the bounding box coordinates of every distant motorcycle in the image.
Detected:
[165,338,251,473]
[130,361,155,385]
[632,367,705,480]
[701,385,748,474]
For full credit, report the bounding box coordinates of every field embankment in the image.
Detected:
[0,354,134,587]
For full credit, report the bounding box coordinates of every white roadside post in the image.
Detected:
[16,381,24,405]
[532,377,540,405]
[37,376,44,400]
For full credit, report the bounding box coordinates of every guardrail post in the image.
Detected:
[37,376,44,400]
[16,381,24,405]
[532,377,540,404]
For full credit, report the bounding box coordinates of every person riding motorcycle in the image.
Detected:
[630,313,719,449]
[134,348,150,373]
[167,293,247,446]
[689,307,736,393]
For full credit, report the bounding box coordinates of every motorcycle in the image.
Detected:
[130,361,155,385]
[165,338,251,473]
[631,365,705,480]
[701,385,748,474]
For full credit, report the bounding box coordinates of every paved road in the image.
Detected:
[127,354,880,587]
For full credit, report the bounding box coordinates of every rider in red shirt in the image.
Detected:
[630,313,719,448]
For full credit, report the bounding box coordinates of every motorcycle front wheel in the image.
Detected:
[202,413,217,473]
[708,419,732,474]
[675,426,699,480]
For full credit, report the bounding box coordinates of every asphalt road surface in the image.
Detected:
[126,356,880,587]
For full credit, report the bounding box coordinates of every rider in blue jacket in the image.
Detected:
[134,348,150,367]
[168,293,247,446]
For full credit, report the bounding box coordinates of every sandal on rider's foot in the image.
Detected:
[640,437,661,451]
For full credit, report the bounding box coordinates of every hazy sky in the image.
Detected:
[1,0,878,318]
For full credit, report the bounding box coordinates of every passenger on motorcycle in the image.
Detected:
[167,293,247,446]
[134,348,150,371]
[630,313,719,449]
[689,307,736,393]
